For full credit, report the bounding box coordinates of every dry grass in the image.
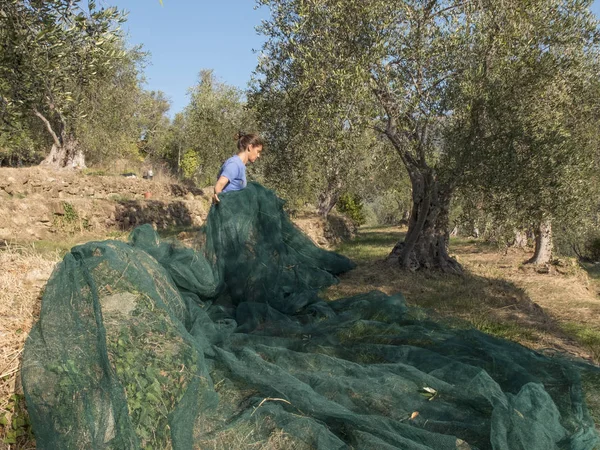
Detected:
[195,422,311,450]
[0,244,60,449]
[329,227,600,364]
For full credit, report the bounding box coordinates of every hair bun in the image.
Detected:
[235,130,246,141]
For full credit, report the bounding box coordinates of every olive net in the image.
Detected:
[22,183,600,449]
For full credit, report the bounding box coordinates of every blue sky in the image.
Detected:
[115,0,600,117]
[113,0,270,116]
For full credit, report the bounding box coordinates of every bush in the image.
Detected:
[337,193,366,226]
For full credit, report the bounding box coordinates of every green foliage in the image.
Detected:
[560,322,600,362]
[176,70,257,186]
[364,189,411,227]
[0,124,45,166]
[0,1,171,168]
[180,149,200,180]
[75,47,170,167]
[53,202,90,232]
[250,7,385,211]
[451,0,600,254]
[337,193,366,226]
[136,90,172,160]
[0,394,32,445]
[105,293,199,449]
[0,1,128,159]
[255,0,600,265]
[62,202,78,223]
[586,237,600,263]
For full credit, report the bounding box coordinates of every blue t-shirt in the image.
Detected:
[218,155,247,193]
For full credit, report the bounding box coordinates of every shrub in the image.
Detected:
[337,193,366,226]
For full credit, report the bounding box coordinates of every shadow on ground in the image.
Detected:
[115,200,194,230]
[330,228,593,363]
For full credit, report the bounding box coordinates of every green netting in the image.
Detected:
[22,182,600,449]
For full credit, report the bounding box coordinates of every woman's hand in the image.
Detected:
[213,175,229,205]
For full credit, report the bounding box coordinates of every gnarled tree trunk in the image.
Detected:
[388,169,462,273]
[527,219,552,265]
[317,176,342,217]
[41,140,85,169]
[34,107,85,169]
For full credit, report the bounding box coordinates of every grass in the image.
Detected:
[560,322,600,361]
[335,228,402,263]
[107,193,134,202]
[26,231,129,257]
[329,227,600,364]
[331,226,600,429]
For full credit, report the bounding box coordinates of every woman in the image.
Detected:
[212,132,264,204]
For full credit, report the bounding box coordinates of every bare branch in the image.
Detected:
[33,107,61,147]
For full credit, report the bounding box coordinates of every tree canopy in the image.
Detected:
[254,0,600,268]
[0,0,172,169]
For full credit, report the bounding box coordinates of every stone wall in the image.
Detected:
[0,168,210,242]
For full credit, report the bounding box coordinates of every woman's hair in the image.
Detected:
[235,131,264,152]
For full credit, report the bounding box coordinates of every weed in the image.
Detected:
[52,202,91,233]
[63,202,78,223]
[0,394,33,446]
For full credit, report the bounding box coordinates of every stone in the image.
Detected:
[50,202,65,216]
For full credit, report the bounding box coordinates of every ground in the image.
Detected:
[1,200,600,448]
[330,227,600,364]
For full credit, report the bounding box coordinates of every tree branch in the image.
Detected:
[33,108,61,147]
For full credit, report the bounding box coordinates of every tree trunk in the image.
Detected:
[317,190,340,217]
[511,229,528,249]
[317,177,342,217]
[40,140,85,169]
[527,219,553,265]
[387,171,462,273]
[33,108,85,169]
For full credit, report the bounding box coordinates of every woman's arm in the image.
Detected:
[213,175,229,203]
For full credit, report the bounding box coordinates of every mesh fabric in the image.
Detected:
[22,183,600,449]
